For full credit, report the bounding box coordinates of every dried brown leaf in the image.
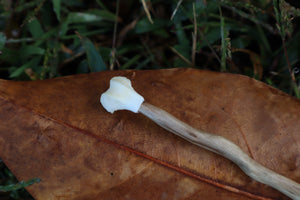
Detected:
[0,69,299,200]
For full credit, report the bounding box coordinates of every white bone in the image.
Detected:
[100,76,144,113]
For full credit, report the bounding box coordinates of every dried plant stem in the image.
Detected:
[192,3,197,66]
[169,46,192,66]
[282,37,300,97]
[141,0,153,24]
[218,3,227,72]
[199,31,221,64]
[273,0,300,97]
[139,102,300,200]
[109,0,120,70]
[170,0,183,20]
[221,3,276,34]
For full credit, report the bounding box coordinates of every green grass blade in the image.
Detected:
[0,178,41,192]
[121,55,141,69]
[27,18,44,38]
[0,32,6,51]
[77,33,107,72]
[52,0,61,21]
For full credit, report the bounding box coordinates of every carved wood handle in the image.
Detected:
[139,102,300,200]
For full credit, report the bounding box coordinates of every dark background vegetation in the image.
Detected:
[0,0,300,199]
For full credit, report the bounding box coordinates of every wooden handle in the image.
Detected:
[139,102,300,200]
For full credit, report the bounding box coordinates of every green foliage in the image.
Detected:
[0,0,117,80]
[0,161,38,199]
[77,32,107,72]
[0,0,300,197]
[0,32,5,52]
[0,178,41,192]
[52,0,61,21]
